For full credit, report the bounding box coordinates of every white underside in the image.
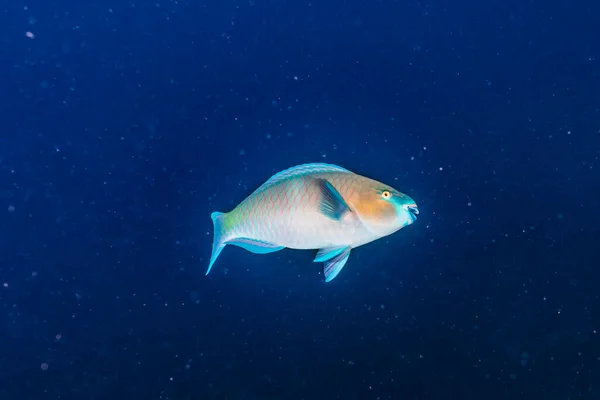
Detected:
[234,208,381,250]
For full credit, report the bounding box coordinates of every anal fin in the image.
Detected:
[226,237,285,254]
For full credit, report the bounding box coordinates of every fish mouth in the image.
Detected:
[405,204,419,221]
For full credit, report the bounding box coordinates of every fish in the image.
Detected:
[207,163,419,282]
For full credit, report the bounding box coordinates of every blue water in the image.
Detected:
[1,0,599,399]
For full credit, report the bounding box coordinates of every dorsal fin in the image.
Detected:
[253,163,351,194]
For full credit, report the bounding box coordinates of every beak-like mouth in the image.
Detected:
[405,204,419,221]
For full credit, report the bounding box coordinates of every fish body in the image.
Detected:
[207,163,418,282]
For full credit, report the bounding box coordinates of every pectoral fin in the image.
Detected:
[315,178,351,221]
[314,246,351,282]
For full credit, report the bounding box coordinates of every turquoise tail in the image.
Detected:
[207,211,227,275]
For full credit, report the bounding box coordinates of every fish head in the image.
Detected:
[351,179,419,237]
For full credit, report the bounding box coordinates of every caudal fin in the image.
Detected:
[207,211,227,275]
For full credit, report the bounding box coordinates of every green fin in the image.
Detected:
[226,237,285,254]
[315,178,351,221]
[207,211,227,275]
[314,246,349,263]
[253,163,351,194]
[322,247,352,282]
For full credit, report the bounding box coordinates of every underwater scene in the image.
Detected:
[1,0,599,399]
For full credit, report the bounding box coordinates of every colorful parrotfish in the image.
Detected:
[207,163,418,282]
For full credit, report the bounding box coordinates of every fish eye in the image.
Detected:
[381,190,392,199]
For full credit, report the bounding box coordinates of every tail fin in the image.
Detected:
[207,211,227,275]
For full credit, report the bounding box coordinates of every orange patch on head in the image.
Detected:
[352,192,397,222]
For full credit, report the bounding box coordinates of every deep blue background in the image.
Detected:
[1,0,599,399]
